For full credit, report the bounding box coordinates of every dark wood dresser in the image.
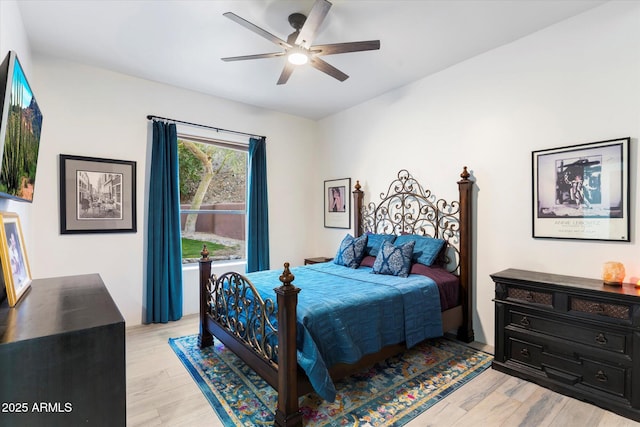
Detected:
[0,274,126,426]
[492,268,640,422]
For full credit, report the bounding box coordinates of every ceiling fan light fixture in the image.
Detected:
[288,49,309,65]
[222,0,380,84]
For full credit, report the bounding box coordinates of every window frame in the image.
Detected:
[177,130,249,264]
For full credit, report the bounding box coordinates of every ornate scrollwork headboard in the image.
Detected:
[353,167,472,274]
[358,169,462,273]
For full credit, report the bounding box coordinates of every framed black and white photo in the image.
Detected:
[532,137,630,241]
[0,212,31,306]
[60,154,136,234]
[324,178,350,228]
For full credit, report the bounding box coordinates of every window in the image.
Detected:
[177,134,248,263]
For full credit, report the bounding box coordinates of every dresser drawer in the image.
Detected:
[506,331,630,403]
[570,296,631,322]
[507,336,543,369]
[581,358,627,398]
[508,309,628,354]
[505,286,553,307]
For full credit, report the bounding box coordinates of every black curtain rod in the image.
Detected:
[146,115,265,140]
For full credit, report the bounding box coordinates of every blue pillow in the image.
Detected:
[372,240,415,277]
[394,234,445,266]
[334,234,368,268]
[365,233,396,257]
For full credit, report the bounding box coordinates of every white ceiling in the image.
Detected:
[17,0,606,120]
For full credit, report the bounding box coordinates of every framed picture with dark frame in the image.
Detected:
[0,212,31,307]
[324,178,351,229]
[532,137,630,241]
[60,154,137,234]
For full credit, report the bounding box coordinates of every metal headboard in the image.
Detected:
[360,169,461,273]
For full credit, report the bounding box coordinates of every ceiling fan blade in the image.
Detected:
[223,12,291,49]
[309,57,348,82]
[295,0,332,48]
[221,52,285,62]
[311,40,380,56]
[277,62,296,85]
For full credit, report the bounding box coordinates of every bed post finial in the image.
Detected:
[200,244,210,261]
[279,262,295,287]
[460,166,470,181]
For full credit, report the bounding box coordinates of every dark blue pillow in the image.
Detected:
[365,233,396,257]
[372,240,415,277]
[394,234,445,266]
[334,234,368,268]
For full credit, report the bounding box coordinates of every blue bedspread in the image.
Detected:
[243,262,442,402]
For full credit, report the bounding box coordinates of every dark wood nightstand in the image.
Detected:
[304,257,333,265]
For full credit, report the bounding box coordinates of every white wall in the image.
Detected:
[29,56,318,325]
[316,1,640,346]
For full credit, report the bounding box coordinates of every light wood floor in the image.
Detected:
[126,314,639,426]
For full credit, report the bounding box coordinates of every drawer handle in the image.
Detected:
[520,316,530,327]
[524,292,533,302]
[592,303,605,314]
[595,370,608,383]
[520,348,530,358]
[595,333,608,345]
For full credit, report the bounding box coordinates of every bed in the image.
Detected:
[198,168,474,427]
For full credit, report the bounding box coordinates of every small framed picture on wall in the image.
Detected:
[324,178,350,228]
[59,154,137,234]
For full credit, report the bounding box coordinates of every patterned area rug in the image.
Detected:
[169,335,493,426]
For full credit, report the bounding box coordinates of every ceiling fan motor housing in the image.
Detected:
[288,13,307,30]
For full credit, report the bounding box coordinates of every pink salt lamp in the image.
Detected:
[602,261,625,286]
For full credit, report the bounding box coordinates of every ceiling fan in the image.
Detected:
[221,0,380,85]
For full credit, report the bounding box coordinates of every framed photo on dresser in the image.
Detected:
[532,137,630,241]
[0,212,31,306]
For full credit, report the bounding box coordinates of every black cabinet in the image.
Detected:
[0,274,126,426]
[492,269,640,422]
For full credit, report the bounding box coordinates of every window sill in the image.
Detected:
[181,259,247,272]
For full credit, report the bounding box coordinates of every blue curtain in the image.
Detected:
[145,120,183,323]
[247,137,270,272]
